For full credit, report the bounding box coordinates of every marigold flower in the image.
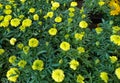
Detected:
[75,32,85,40]
[95,27,103,34]
[79,21,88,28]
[9,55,16,64]
[17,43,24,49]
[0,49,5,55]
[52,69,65,82]
[47,12,54,18]
[33,14,39,20]
[4,15,12,21]
[19,15,24,19]
[5,5,12,9]
[48,28,57,36]
[10,38,17,45]
[20,0,26,3]
[1,20,9,27]
[109,56,118,63]
[112,26,120,33]
[77,47,85,53]
[6,68,20,82]
[29,8,35,13]
[4,9,12,14]
[32,59,44,71]
[115,67,120,79]
[55,16,62,23]
[0,15,4,21]
[52,2,60,8]
[60,41,70,51]
[18,60,27,68]
[68,7,75,12]
[98,1,105,6]
[23,46,29,54]
[110,35,120,46]
[22,18,32,27]
[100,72,109,83]
[68,18,73,23]
[70,2,78,7]
[77,74,85,83]
[28,38,39,47]
[69,12,74,17]
[69,59,79,70]
[10,18,20,27]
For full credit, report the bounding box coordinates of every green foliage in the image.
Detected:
[0,0,120,83]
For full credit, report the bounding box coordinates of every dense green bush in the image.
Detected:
[0,0,120,83]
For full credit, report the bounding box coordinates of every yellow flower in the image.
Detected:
[1,20,9,27]
[20,0,26,3]
[38,21,42,25]
[19,25,26,31]
[28,38,39,47]
[22,19,32,27]
[23,46,29,54]
[47,12,54,18]
[55,16,62,23]
[75,32,85,40]
[110,35,120,46]
[98,1,105,6]
[110,10,119,16]
[0,49,5,55]
[6,68,20,82]
[10,18,20,27]
[48,28,57,36]
[4,15,12,21]
[9,55,16,64]
[60,41,70,51]
[81,14,86,18]
[22,18,32,27]
[68,7,75,12]
[52,69,65,82]
[5,5,12,9]
[69,59,79,70]
[0,3,3,8]
[19,15,24,19]
[100,72,108,83]
[3,9,12,14]
[77,47,85,53]
[115,67,120,79]
[0,15,4,21]
[77,74,85,83]
[18,60,27,68]
[59,59,63,64]
[29,8,35,13]
[110,56,118,63]
[17,43,24,49]
[70,2,78,7]
[68,18,73,23]
[112,26,120,33]
[64,34,70,39]
[33,14,39,20]
[32,59,44,71]
[95,27,103,34]
[79,21,88,28]
[69,12,74,17]
[52,2,60,8]
[10,38,17,45]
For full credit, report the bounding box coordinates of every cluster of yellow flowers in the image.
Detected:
[0,0,120,83]
[6,68,20,82]
[100,67,120,83]
[109,0,120,15]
